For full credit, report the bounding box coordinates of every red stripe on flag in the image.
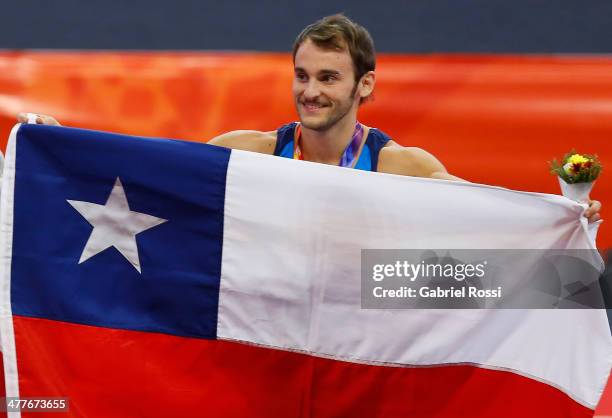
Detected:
[13,316,593,418]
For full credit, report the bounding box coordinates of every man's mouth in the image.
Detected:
[302,102,328,112]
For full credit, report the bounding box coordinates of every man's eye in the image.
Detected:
[295,73,307,81]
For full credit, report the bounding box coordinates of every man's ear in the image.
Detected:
[359,71,376,100]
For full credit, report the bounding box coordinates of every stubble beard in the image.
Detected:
[297,83,360,132]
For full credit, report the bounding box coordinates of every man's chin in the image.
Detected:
[298,115,331,131]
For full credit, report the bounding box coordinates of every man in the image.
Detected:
[17,14,602,222]
[210,14,465,181]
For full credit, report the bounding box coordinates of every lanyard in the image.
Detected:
[293,122,365,168]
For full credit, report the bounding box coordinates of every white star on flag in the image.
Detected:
[67,177,167,273]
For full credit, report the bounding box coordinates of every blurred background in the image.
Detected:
[1,0,611,415]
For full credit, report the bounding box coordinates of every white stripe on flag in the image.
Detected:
[218,149,612,409]
[0,125,22,418]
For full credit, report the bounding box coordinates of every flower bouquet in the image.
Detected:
[550,151,602,202]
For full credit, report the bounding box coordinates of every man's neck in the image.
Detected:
[299,115,359,165]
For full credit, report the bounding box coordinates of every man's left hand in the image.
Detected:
[585,200,602,223]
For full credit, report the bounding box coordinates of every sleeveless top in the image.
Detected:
[273,122,391,172]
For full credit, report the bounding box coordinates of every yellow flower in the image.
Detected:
[567,154,590,165]
[563,162,575,175]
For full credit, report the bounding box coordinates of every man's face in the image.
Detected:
[293,39,360,131]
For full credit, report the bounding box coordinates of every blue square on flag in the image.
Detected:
[10,124,229,339]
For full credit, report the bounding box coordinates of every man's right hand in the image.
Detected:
[16,113,61,126]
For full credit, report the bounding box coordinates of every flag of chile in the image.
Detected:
[1,124,609,417]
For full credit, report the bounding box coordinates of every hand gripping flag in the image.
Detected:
[0,124,610,417]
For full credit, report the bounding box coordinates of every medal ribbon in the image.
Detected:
[293,122,365,168]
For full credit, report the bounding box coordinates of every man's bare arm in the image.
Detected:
[377,146,465,181]
[208,130,277,154]
[377,144,603,223]
[15,113,278,155]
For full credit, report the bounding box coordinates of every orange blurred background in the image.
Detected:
[0,52,609,245]
[0,51,611,414]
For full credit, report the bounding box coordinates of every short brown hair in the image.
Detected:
[292,14,376,84]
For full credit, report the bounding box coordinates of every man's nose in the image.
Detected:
[303,80,321,100]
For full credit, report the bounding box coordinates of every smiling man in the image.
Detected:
[209,14,464,179]
[17,14,602,221]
